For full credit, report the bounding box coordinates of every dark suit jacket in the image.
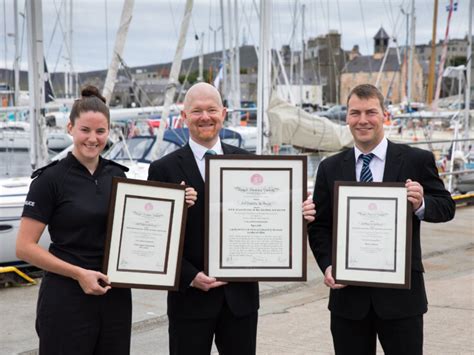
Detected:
[308,140,455,320]
[148,143,259,319]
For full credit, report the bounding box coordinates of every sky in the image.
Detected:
[0,0,471,73]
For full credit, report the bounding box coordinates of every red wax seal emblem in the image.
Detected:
[251,173,263,185]
[145,202,153,211]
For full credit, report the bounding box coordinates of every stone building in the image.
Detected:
[340,27,424,104]
[282,30,347,105]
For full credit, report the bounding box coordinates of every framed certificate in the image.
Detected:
[103,177,187,290]
[205,155,307,281]
[333,181,412,289]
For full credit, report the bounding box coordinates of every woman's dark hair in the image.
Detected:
[69,85,110,125]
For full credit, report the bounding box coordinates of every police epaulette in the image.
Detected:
[31,160,59,178]
[107,160,130,172]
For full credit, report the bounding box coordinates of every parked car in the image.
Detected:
[316,105,347,123]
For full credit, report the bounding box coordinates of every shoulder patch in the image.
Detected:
[31,160,59,179]
[107,160,130,172]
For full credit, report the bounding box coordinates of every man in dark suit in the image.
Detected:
[148,82,315,355]
[308,84,455,355]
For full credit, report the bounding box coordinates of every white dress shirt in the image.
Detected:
[353,137,425,219]
[189,137,223,180]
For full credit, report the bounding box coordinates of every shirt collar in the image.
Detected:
[189,137,223,160]
[354,137,388,162]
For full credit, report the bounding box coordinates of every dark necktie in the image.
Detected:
[205,149,217,156]
[359,153,375,182]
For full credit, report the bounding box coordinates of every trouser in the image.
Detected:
[168,300,258,355]
[36,273,132,355]
[330,306,423,355]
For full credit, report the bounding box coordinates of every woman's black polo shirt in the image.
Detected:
[22,153,128,271]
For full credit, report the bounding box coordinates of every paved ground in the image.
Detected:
[1,207,473,355]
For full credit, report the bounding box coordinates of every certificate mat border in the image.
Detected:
[219,167,293,270]
[103,177,188,290]
[332,181,412,289]
[346,197,398,273]
[204,155,307,282]
[116,195,174,274]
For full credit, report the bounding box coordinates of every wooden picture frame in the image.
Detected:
[332,181,412,289]
[103,177,187,290]
[205,155,307,281]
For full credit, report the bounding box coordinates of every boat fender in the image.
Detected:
[107,160,130,172]
[30,160,59,179]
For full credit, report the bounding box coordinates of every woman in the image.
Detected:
[16,86,196,354]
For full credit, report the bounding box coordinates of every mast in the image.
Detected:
[219,0,227,99]
[432,0,455,110]
[102,0,135,104]
[233,0,241,126]
[256,0,271,154]
[407,0,416,109]
[299,4,305,108]
[226,0,236,124]
[69,0,75,97]
[427,0,438,104]
[63,1,69,98]
[464,0,472,153]
[13,0,20,109]
[26,0,49,169]
[375,45,391,89]
[198,32,204,82]
[153,0,194,161]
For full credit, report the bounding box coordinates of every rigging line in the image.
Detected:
[271,1,282,50]
[3,0,6,71]
[358,0,372,73]
[207,0,212,53]
[389,0,405,38]
[167,0,179,39]
[384,0,404,45]
[2,0,7,81]
[18,0,26,72]
[175,56,196,103]
[317,0,328,37]
[105,0,109,67]
[50,0,74,72]
[326,0,330,30]
[241,3,257,52]
[288,1,300,47]
[51,43,65,91]
[309,1,318,38]
[45,0,65,60]
[382,0,393,33]
[51,42,63,75]
[335,0,345,66]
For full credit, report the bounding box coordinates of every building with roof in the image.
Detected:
[340,27,424,104]
[416,35,474,99]
[281,30,347,105]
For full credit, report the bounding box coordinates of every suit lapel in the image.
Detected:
[382,140,403,182]
[342,148,357,181]
[221,143,240,155]
[178,144,205,189]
